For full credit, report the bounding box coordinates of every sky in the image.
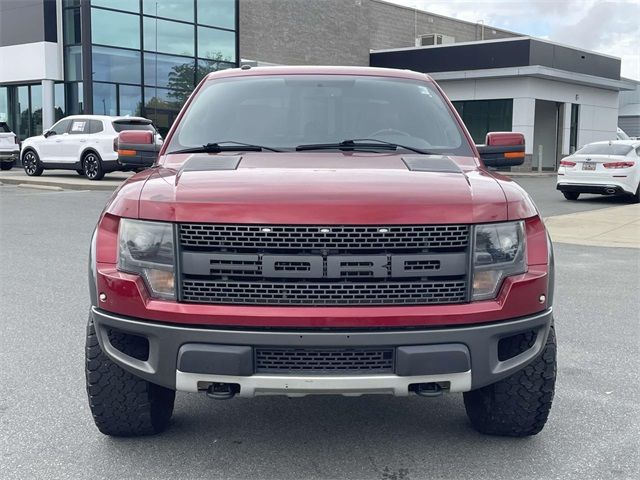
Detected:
[388,0,640,80]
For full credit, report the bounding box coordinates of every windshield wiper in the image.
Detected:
[296,139,432,155]
[169,141,281,154]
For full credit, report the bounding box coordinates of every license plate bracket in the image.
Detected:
[582,163,596,171]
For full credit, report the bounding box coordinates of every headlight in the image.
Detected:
[472,221,527,301]
[117,219,176,300]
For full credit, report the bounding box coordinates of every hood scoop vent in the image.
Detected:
[402,155,462,173]
[182,154,242,172]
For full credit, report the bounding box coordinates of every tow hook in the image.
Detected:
[206,383,238,400]
[412,382,444,397]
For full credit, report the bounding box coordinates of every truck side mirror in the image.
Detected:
[115,130,157,168]
[476,132,525,168]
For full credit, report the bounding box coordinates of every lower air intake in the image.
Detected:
[255,348,394,374]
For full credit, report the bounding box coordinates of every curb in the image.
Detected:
[0,176,121,191]
[503,173,557,178]
[17,183,64,191]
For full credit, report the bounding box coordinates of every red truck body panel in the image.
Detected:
[95,65,548,329]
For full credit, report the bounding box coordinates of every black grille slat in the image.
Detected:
[180,224,469,251]
[255,348,394,373]
[181,279,467,305]
[179,223,470,306]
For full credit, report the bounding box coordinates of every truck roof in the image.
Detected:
[205,65,433,83]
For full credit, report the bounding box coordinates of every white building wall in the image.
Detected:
[0,42,62,84]
[435,75,620,168]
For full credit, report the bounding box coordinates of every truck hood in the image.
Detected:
[131,152,532,224]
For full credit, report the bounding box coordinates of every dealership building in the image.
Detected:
[0,0,636,170]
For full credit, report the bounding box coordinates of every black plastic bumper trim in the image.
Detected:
[91,307,553,392]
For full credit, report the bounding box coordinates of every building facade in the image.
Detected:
[238,0,518,66]
[0,0,239,137]
[618,80,640,137]
[371,38,635,170]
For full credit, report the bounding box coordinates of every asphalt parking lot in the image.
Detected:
[0,177,638,480]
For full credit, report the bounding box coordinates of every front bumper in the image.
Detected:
[91,306,553,397]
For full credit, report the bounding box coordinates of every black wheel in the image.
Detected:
[76,169,84,176]
[463,326,556,437]
[85,316,175,436]
[0,161,14,170]
[83,152,104,180]
[23,150,44,176]
[562,191,580,200]
[632,185,640,204]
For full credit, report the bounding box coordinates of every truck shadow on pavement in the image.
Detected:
[93,394,549,479]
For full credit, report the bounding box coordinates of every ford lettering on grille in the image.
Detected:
[177,224,471,306]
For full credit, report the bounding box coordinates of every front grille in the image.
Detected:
[182,279,467,305]
[178,223,470,306]
[180,224,469,251]
[255,347,394,374]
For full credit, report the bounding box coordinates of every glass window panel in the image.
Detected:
[70,119,90,134]
[16,86,30,139]
[119,85,143,116]
[54,83,66,121]
[196,59,234,83]
[92,0,139,13]
[92,46,141,84]
[93,82,117,116]
[144,53,195,89]
[198,0,235,29]
[63,8,81,45]
[92,8,140,49]
[143,0,194,23]
[65,82,84,115]
[30,85,43,136]
[144,87,185,136]
[65,46,83,81]
[0,87,8,123]
[198,26,235,62]
[50,118,72,135]
[144,17,194,57]
[62,0,80,7]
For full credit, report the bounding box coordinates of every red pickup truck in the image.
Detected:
[86,66,556,438]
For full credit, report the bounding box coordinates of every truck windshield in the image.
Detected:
[167,75,473,156]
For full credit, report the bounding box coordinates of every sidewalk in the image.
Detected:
[545,203,640,249]
[0,169,131,191]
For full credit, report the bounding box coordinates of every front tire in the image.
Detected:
[83,152,104,180]
[463,326,556,437]
[85,316,175,436]
[0,161,14,170]
[562,192,579,200]
[23,150,44,176]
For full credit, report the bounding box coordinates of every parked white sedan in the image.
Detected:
[556,140,640,202]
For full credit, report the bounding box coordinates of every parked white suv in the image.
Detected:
[20,115,160,180]
[0,122,20,170]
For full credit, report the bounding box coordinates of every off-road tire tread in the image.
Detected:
[463,326,556,437]
[85,317,175,436]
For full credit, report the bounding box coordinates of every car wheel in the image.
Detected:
[76,169,84,176]
[23,150,44,176]
[463,326,556,437]
[0,161,14,171]
[83,152,105,181]
[562,192,580,201]
[85,316,175,436]
[632,185,640,204]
